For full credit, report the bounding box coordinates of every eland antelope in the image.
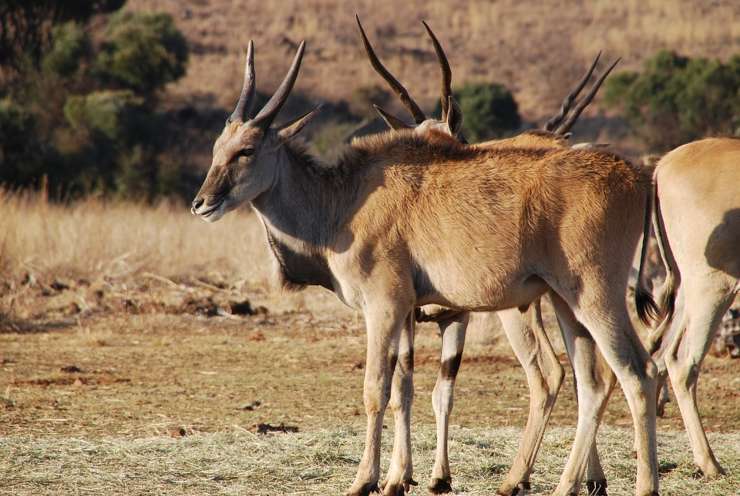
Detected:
[357,16,620,495]
[639,137,740,479]
[191,40,660,496]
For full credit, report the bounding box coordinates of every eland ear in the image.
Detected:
[276,104,323,142]
[445,96,463,136]
[373,104,413,130]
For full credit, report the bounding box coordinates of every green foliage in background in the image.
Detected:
[348,85,391,120]
[0,0,125,70]
[604,50,740,150]
[0,2,194,201]
[435,82,521,142]
[64,90,148,143]
[41,22,91,78]
[0,99,46,185]
[95,11,188,95]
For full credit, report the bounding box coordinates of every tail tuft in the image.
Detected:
[635,286,660,327]
[657,281,676,322]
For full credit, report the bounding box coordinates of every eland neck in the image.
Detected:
[250,142,362,290]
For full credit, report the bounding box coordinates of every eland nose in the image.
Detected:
[191,197,204,213]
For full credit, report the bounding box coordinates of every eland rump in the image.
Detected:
[192,41,660,496]
[641,137,740,479]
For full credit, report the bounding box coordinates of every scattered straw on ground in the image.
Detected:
[1,426,738,495]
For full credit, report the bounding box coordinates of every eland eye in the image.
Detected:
[236,148,255,160]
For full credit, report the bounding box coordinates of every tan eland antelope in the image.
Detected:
[191,41,660,496]
[637,137,740,479]
[357,17,620,495]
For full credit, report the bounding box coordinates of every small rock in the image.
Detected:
[64,302,81,315]
[50,279,70,292]
[61,365,83,373]
[21,272,37,286]
[180,296,219,317]
[227,300,255,316]
[238,400,261,411]
[169,426,187,438]
[121,299,138,313]
[250,422,298,434]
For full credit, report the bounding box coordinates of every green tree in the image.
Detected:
[64,90,148,143]
[0,3,192,201]
[62,90,174,199]
[0,0,124,71]
[0,98,45,186]
[41,22,91,78]
[94,11,188,96]
[436,82,521,142]
[604,50,740,150]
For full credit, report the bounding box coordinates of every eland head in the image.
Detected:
[191,40,320,222]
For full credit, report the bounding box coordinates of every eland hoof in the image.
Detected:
[428,477,452,494]
[586,479,608,496]
[346,482,380,496]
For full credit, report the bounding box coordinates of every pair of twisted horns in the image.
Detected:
[357,15,618,137]
[544,52,620,135]
[230,39,307,129]
[356,15,452,127]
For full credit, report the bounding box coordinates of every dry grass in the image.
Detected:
[1,427,738,495]
[0,188,269,283]
[127,0,739,126]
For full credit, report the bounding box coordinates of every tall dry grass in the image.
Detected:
[0,188,272,283]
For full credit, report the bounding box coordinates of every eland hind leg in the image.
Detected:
[566,287,660,496]
[496,301,565,496]
[663,276,735,478]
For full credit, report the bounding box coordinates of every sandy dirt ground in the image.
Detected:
[1,275,738,495]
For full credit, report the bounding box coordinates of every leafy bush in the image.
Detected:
[64,90,148,143]
[95,11,188,95]
[0,99,45,186]
[62,91,183,200]
[0,0,124,71]
[434,82,521,141]
[604,50,740,150]
[41,22,91,78]
[0,3,192,201]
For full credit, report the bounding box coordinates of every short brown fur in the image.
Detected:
[193,43,661,496]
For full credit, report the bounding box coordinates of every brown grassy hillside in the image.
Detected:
[127,0,739,137]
